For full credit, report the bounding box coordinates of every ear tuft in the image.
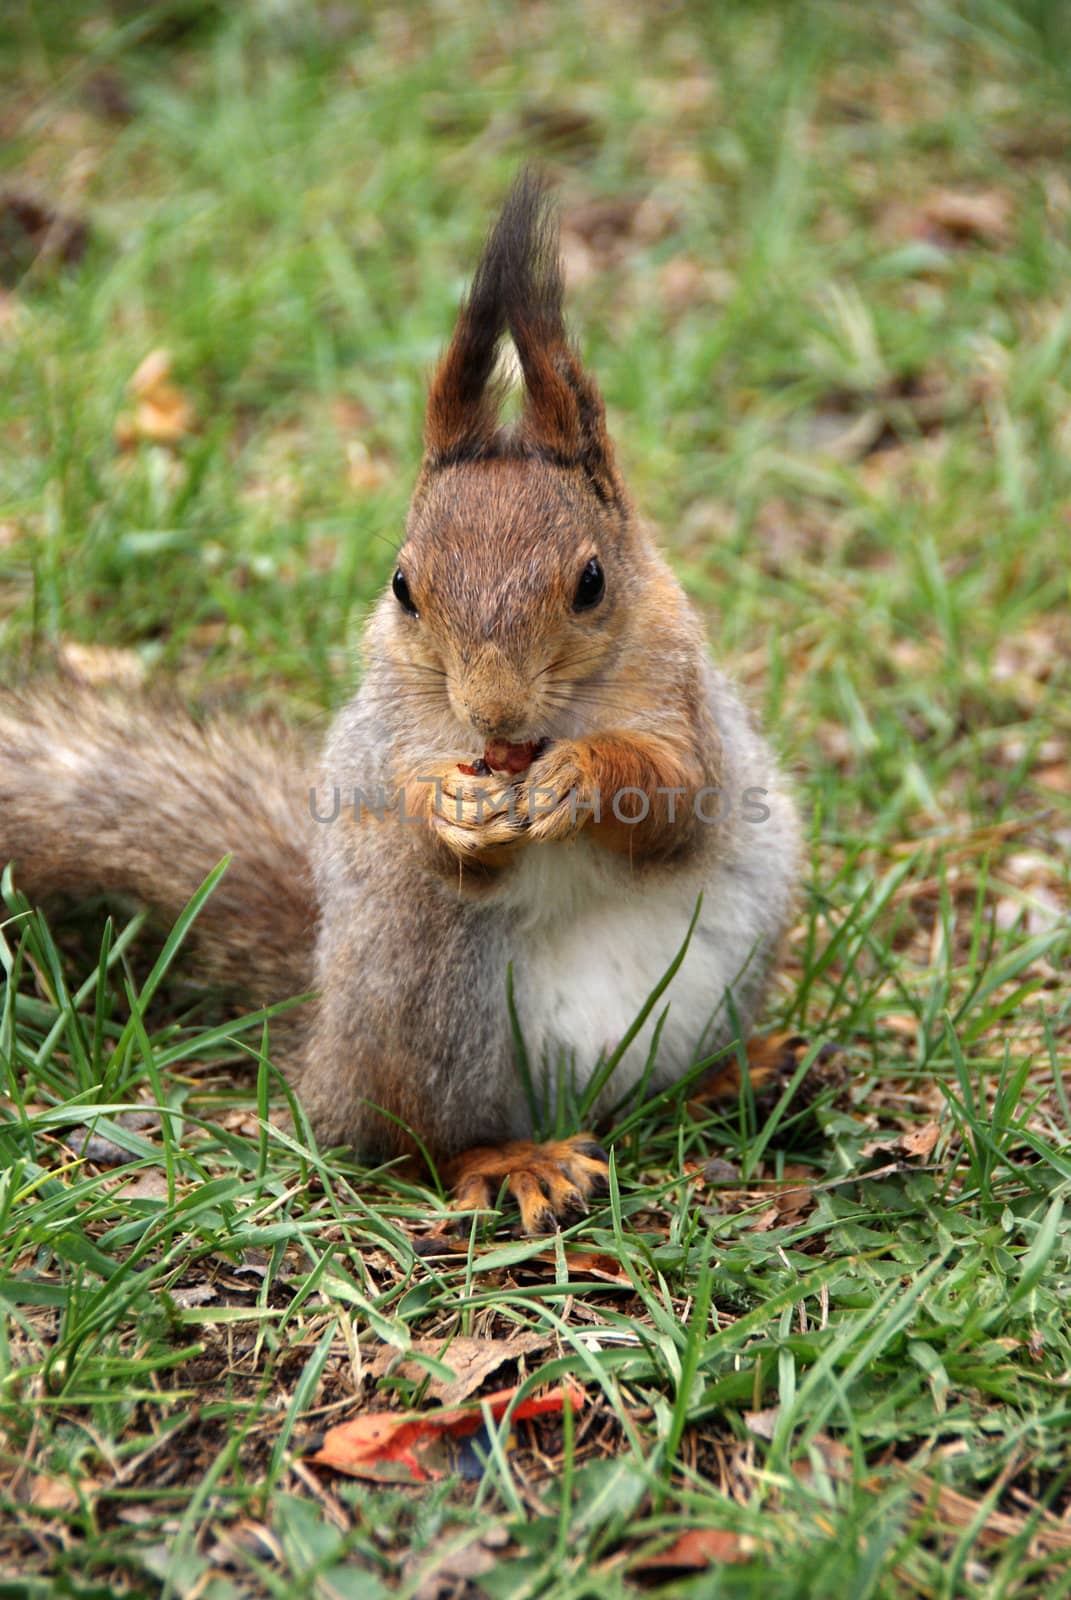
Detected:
[424,170,615,482]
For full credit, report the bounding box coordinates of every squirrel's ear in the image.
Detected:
[424,170,617,488]
[516,335,616,486]
[423,236,508,465]
[498,171,616,483]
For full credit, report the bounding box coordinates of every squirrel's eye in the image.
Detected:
[392,569,418,616]
[573,557,605,612]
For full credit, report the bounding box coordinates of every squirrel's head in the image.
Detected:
[380,171,645,747]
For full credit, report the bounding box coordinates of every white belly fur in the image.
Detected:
[505,837,780,1114]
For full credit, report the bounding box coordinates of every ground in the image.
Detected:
[1,2,1070,1597]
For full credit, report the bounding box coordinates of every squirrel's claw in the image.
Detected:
[447,1134,610,1235]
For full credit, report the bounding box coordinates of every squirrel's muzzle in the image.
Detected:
[464,700,530,741]
[451,646,534,743]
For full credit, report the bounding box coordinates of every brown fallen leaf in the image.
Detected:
[792,1434,855,1482]
[749,1206,781,1233]
[369,1333,549,1406]
[2,1098,49,1118]
[109,1168,170,1201]
[773,1184,814,1226]
[115,348,196,448]
[633,1527,753,1571]
[921,188,1012,247]
[902,1121,940,1160]
[881,1012,920,1038]
[28,1474,97,1511]
[526,1248,633,1286]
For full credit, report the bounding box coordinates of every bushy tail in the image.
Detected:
[0,681,317,1006]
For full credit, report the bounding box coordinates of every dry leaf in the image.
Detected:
[745,1405,781,1441]
[792,1434,855,1484]
[902,1121,940,1159]
[881,1012,920,1038]
[129,348,171,395]
[369,1333,548,1406]
[169,1282,218,1310]
[749,1206,781,1233]
[110,1168,170,1201]
[633,1527,752,1571]
[772,1185,814,1226]
[522,1248,633,1286]
[116,348,195,448]
[311,1382,585,1484]
[562,1250,633,1285]
[859,1136,902,1158]
[28,1475,82,1512]
[921,189,1012,246]
[778,1434,1071,1557]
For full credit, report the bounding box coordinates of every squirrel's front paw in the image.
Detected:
[521,741,591,844]
[428,766,526,861]
[447,1135,610,1235]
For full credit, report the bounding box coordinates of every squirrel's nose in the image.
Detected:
[466,704,526,741]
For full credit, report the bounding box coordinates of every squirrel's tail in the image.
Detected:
[0,682,317,1006]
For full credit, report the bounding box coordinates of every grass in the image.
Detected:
[1,0,1070,1594]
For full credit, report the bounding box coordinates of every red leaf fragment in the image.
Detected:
[310,1381,585,1484]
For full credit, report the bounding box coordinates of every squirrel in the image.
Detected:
[0,172,801,1234]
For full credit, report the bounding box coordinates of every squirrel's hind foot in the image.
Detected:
[446,1135,610,1236]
